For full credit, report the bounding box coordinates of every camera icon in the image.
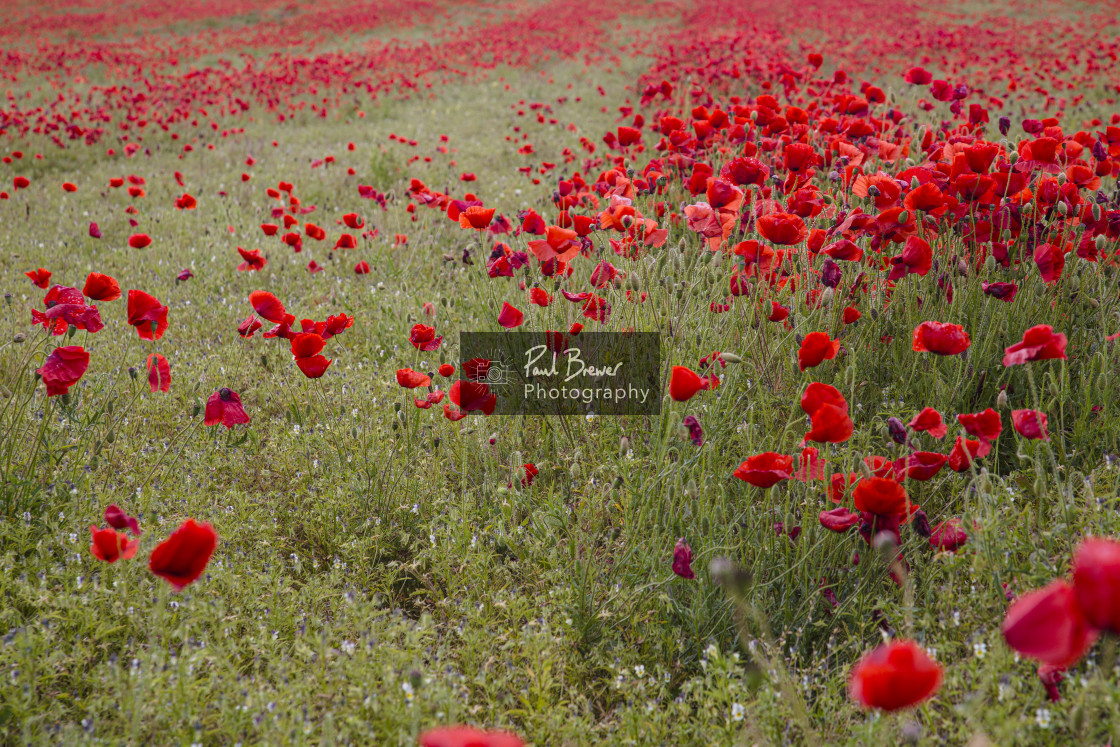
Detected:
[484,360,508,385]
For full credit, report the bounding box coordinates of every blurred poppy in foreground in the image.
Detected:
[849,639,941,711]
[148,519,218,591]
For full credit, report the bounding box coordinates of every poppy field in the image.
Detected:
[4,0,1120,743]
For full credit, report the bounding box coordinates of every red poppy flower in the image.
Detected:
[830,473,858,503]
[529,287,551,307]
[756,212,808,245]
[911,321,970,355]
[410,324,443,351]
[843,307,861,324]
[1072,538,1120,634]
[13,176,30,189]
[459,206,495,230]
[981,281,1018,303]
[396,368,431,388]
[669,366,713,402]
[805,403,854,443]
[83,272,120,301]
[147,353,170,393]
[1034,243,1065,284]
[175,193,197,210]
[335,233,357,250]
[929,519,968,552]
[528,225,581,264]
[1011,409,1049,440]
[497,302,524,329]
[261,223,279,236]
[25,268,51,289]
[304,223,326,241]
[450,380,497,415]
[671,538,695,579]
[443,404,468,421]
[236,247,267,272]
[800,382,848,416]
[238,317,263,338]
[947,436,983,471]
[1002,580,1098,667]
[820,506,860,532]
[849,640,942,711]
[768,301,790,322]
[797,332,840,371]
[126,290,169,341]
[887,236,932,280]
[419,726,523,747]
[733,452,794,488]
[1002,325,1067,366]
[148,519,218,591]
[853,478,909,517]
[204,388,250,428]
[354,261,371,274]
[823,239,864,262]
[89,222,102,239]
[248,290,287,324]
[290,333,332,379]
[893,451,947,481]
[438,363,455,377]
[128,233,152,249]
[105,504,141,535]
[957,408,1002,455]
[90,526,139,563]
[37,345,90,396]
[909,407,947,438]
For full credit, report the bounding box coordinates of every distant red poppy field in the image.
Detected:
[3,0,1120,743]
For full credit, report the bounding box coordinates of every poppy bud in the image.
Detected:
[821,258,841,288]
[887,417,907,444]
[897,210,909,223]
[1096,234,1106,252]
[61,392,71,405]
[12,333,24,344]
[191,402,201,417]
[720,352,742,363]
[569,463,581,480]
[858,459,873,480]
[820,287,834,307]
[1057,201,1069,216]
[1008,151,1019,164]
[128,367,137,380]
[912,510,931,537]
[408,669,422,690]
[867,185,880,197]
[619,436,630,456]
[998,116,1011,135]
[997,390,1009,409]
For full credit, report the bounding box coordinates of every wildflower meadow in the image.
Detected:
[2,0,1120,743]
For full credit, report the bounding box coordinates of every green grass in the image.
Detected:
[2,28,1120,747]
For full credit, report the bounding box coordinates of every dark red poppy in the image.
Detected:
[797,332,839,371]
[419,726,523,747]
[450,379,497,415]
[204,388,250,428]
[343,212,364,229]
[83,272,121,301]
[147,353,170,393]
[105,504,141,535]
[733,452,793,488]
[90,526,139,563]
[768,301,790,322]
[672,538,695,579]
[820,506,860,532]
[1011,409,1049,440]
[911,321,970,355]
[148,519,218,591]
[25,268,51,289]
[291,333,332,378]
[981,281,1018,303]
[354,261,371,275]
[89,222,102,239]
[37,345,90,396]
[128,233,152,249]
[126,290,169,341]
[1072,538,1120,634]
[261,223,279,236]
[849,640,942,711]
[927,518,968,552]
[908,407,947,438]
[410,324,443,351]
[497,302,524,329]
[1002,580,1098,667]
[1002,325,1067,366]
[893,451,947,481]
[843,307,862,324]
